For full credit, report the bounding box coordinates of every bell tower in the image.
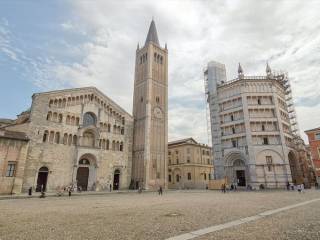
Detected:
[132,20,168,190]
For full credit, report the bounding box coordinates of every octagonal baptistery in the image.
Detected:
[7,87,133,192]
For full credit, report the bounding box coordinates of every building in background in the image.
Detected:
[0,129,29,194]
[132,20,168,190]
[305,127,320,183]
[204,61,309,188]
[167,138,213,189]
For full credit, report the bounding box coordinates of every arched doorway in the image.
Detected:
[224,151,247,187]
[113,169,120,190]
[76,158,90,191]
[233,159,246,186]
[36,167,49,192]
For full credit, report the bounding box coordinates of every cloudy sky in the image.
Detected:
[1,0,320,144]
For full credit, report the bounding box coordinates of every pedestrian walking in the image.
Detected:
[68,186,72,197]
[286,181,290,191]
[158,186,163,195]
[28,187,32,196]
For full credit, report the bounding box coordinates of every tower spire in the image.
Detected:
[145,19,160,46]
[238,62,244,79]
[266,61,271,75]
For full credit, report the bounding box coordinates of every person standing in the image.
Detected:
[159,186,163,195]
[68,186,72,197]
[109,183,112,192]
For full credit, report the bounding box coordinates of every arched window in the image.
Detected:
[75,117,80,125]
[63,133,68,145]
[58,114,63,123]
[68,134,72,146]
[49,131,54,143]
[176,175,180,182]
[108,124,111,132]
[73,135,77,145]
[102,139,106,149]
[54,132,60,144]
[49,100,53,107]
[46,112,52,121]
[112,140,115,151]
[43,130,48,142]
[70,116,75,125]
[52,112,57,122]
[120,142,123,152]
[83,112,96,127]
[106,140,109,150]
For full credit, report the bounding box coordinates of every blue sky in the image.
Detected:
[1,0,320,143]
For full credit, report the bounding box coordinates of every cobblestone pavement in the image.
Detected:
[0,190,319,240]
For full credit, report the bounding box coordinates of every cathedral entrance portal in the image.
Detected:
[236,170,246,186]
[36,166,49,192]
[113,169,120,190]
[77,167,89,191]
[76,154,96,191]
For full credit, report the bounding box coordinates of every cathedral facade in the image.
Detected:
[4,87,133,192]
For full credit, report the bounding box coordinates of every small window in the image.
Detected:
[168,175,171,182]
[187,172,191,180]
[168,151,171,155]
[6,162,16,177]
[156,96,160,103]
[262,125,265,131]
[140,97,143,102]
[263,137,269,145]
[204,173,207,180]
[232,127,235,134]
[231,115,234,121]
[315,133,320,140]
[258,98,261,105]
[169,158,171,165]
[232,140,237,148]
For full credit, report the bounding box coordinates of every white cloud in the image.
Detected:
[9,0,320,144]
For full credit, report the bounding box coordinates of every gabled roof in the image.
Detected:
[145,20,160,47]
[168,137,198,146]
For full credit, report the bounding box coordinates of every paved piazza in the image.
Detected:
[0,190,320,240]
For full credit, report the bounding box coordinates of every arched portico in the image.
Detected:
[76,153,97,191]
[224,151,248,186]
